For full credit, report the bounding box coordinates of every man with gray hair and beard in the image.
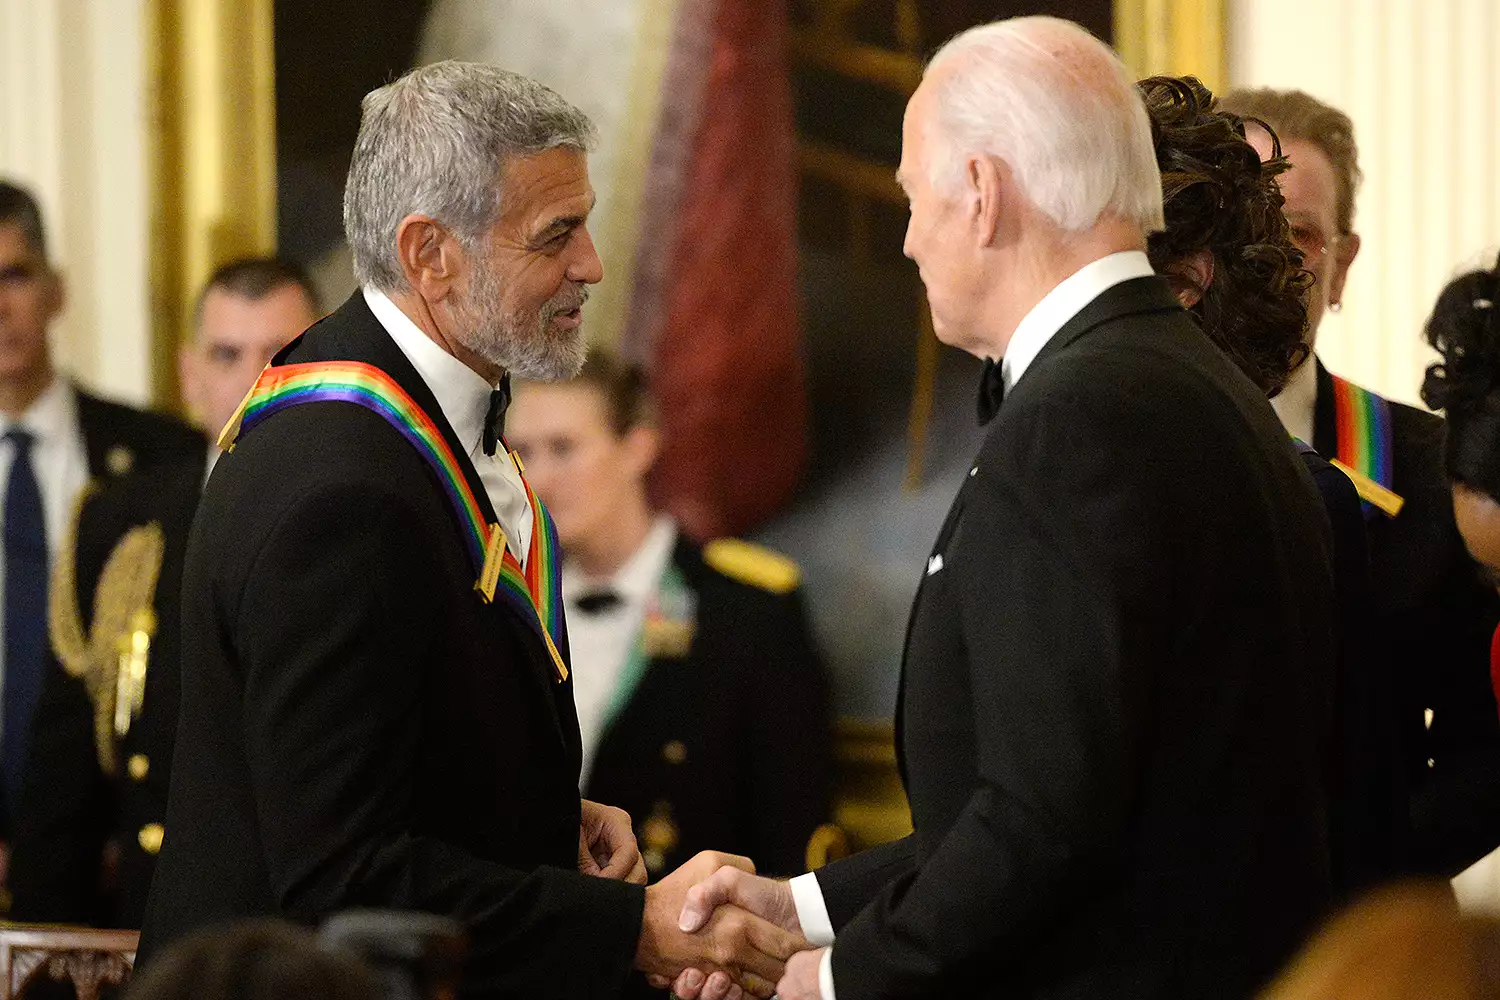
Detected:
[138,63,803,998]
[672,16,1337,1000]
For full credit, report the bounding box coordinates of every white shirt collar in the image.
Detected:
[1271,353,1319,446]
[565,517,678,604]
[363,286,494,457]
[1000,250,1155,392]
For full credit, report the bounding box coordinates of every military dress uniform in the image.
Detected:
[10,453,204,927]
[578,526,833,880]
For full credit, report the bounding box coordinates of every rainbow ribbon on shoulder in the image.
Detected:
[222,360,569,681]
[1328,372,1403,518]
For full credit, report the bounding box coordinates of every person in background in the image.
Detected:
[1258,882,1500,1000]
[1221,88,1500,877]
[0,180,202,902]
[1140,74,1407,898]
[1422,258,1500,707]
[8,258,321,928]
[507,351,833,881]
[125,920,380,1000]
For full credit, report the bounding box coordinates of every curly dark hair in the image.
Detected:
[1139,75,1313,397]
[1421,256,1500,501]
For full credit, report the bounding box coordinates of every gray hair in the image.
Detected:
[344,61,597,292]
[925,17,1165,234]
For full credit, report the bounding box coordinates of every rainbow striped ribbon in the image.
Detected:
[228,360,568,681]
[1328,372,1396,517]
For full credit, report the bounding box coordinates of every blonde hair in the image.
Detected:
[1218,87,1361,234]
[1260,883,1500,1000]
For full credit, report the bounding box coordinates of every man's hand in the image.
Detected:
[777,947,826,1000]
[666,866,804,999]
[634,851,808,999]
[578,799,646,885]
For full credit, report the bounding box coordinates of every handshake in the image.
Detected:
[634,851,822,1000]
[581,800,827,999]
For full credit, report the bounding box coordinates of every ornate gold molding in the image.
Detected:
[1114,0,1228,92]
[145,0,276,409]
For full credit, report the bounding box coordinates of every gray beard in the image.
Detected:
[454,267,588,381]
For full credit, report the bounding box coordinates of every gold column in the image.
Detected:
[1114,0,1228,93]
[145,0,277,409]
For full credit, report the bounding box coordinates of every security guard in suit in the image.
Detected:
[9,258,320,926]
[508,352,834,880]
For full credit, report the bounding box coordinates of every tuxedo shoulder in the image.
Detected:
[701,538,801,595]
[77,390,204,455]
[1388,395,1445,442]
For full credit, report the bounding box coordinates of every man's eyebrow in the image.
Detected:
[530,197,597,245]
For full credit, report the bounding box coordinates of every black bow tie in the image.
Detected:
[573,590,623,615]
[482,373,512,457]
[977,358,1005,425]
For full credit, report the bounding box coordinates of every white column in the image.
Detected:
[0,0,152,406]
[1230,0,1500,406]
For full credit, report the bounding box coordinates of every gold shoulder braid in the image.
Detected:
[48,482,100,679]
[48,506,165,778]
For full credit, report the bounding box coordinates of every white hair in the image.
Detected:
[344,61,597,292]
[924,16,1164,233]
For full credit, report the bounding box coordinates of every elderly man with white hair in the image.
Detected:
[672,16,1337,1000]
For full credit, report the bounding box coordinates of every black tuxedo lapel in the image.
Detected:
[1312,359,1338,458]
[272,294,571,719]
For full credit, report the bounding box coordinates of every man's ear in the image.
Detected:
[1163,248,1215,308]
[1328,231,1361,308]
[177,342,202,424]
[394,214,463,303]
[622,424,660,480]
[42,268,65,323]
[970,154,1004,248]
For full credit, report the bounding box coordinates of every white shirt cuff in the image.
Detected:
[820,946,837,1000]
[789,872,835,946]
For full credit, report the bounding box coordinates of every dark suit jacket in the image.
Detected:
[1295,442,1408,898]
[11,453,203,928]
[584,536,833,879]
[137,293,644,998]
[815,277,1337,1000]
[1311,361,1500,875]
[73,388,205,485]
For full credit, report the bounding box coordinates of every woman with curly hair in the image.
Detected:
[1139,74,1407,898]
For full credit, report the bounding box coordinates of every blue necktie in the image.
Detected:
[2,429,47,822]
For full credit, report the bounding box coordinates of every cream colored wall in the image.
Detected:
[0,0,153,405]
[1230,0,1500,406]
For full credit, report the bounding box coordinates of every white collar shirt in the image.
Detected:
[364,286,533,565]
[563,516,678,788]
[1271,353,1319,446]
[1000,250,1156,393]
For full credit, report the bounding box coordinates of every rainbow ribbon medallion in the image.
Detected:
[1329,372,1401,518]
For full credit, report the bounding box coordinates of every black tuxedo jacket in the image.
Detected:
[816,277,1337,1000]
[584,536,833,879]
[11,454,203,927]
[137,294,644,997]
[1311,361,1500,876]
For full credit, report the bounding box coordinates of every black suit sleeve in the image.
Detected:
[9,658,112,923]
[829,391,1175,999]
[815,835,917,929]
[230,477,643,996]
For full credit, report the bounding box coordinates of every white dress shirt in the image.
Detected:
[792,248,1159,1000]
[364,287,533,565]
[1271,353,1319,446]
[564,517,677,788]
[0,377,90,738]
